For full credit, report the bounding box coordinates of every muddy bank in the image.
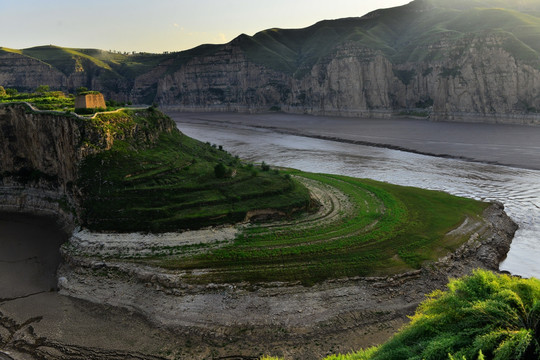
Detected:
[0,182,519,359]
[0,213,68,300]
[48,203,517,359]
[167,111,540,171]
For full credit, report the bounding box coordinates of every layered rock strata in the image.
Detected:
[57,198,517,356]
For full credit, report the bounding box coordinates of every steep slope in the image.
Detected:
[0,103,310,232]
[4,0,540,121]
[155,0,540,120]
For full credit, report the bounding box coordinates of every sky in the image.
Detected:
[0,0,411,53]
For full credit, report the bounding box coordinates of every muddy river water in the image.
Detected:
[171,112,540,278]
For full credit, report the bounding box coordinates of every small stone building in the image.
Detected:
[74,92,106,109]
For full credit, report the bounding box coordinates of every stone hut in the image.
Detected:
[75,92,106,109]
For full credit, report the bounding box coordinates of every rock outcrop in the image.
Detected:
[0,103,174,228]
[56,201,518,359]
[4,0,540,123]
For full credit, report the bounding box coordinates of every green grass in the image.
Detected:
[156,172,488,285]
[262,271,540,360]
[0,90,75,111]
[78,110,311,232]
[0,89,127,113]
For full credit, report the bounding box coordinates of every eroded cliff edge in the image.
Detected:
[55,200,518,359]
[0,103,174,230]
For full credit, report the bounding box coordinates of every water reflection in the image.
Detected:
[175,120,540,278]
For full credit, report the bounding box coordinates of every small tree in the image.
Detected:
[214,163,227,179]
[35,85,50,94]
[0,86,6,97]
[261,161,270,172]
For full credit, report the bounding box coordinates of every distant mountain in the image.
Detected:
[3,0,540,122]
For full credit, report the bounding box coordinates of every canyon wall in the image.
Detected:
[0,103,175,227]
[156,34,540,123]
[4,1,540,123]
[0,51,132,102]
[4,35,540,123]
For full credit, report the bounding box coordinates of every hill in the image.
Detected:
[4,0,540,121]
[0,100,310,232]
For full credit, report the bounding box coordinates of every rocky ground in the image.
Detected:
[0,179,518,359]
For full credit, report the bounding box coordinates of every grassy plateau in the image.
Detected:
[3,90,490,286]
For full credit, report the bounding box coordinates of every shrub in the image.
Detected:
[35,85,50,94]
[214,163,227,178]
[371,270,540,360]
[261,161,270,171]
[75,107,106,115]
[5,88,18,96]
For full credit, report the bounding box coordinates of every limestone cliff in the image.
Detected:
[0,104,108,190]
[156,34,540,123]
[0,103,98,227]
[0,103,174,226]
[4,0,540,123]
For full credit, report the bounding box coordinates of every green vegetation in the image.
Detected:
[261,270,540,360]
[0,86,128,113]
[78,110,310,232]
[372,270,540,359]
[152,172,487,284]
[0,86,74,111]
[4,1,540,102]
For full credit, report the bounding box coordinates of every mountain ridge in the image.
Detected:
[3,0,540,122]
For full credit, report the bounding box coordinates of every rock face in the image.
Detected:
[56,202,518,359]
[157,35,540,123]
[0,103,104,228]
[0,103,174,227]
[0,52,65,90]
[0,51,132,102]
[0,104,107,190]
[3,1,540,123]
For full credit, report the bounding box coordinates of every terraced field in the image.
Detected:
[78,109,311,232]
[154,171,488,284]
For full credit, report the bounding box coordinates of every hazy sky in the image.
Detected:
[1,0,411,53]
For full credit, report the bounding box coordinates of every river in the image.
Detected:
[170,112,540,278]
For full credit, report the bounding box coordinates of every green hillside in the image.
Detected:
[6,0,540,82]
[232,0,540,76]
[77,108,311,232]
